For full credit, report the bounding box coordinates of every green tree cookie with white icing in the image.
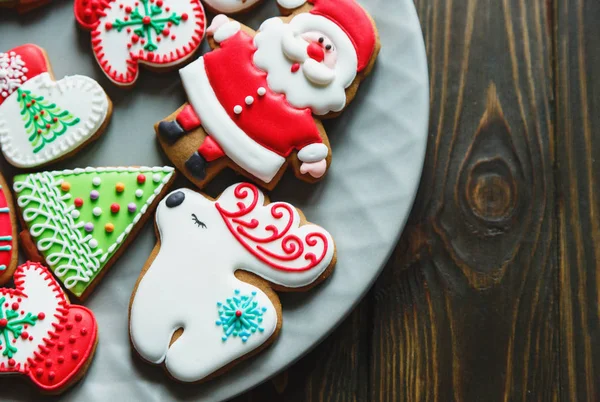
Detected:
[13,167,176,299]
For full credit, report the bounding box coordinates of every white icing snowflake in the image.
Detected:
[0,51,28,99]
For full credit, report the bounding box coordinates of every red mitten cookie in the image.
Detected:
[0,44,112,168]
[0,262,98,394]
[75,0,207,88]
[156,0,380,190]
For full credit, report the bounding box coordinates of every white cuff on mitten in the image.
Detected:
[214,21,241,43]
[298,143,328,163]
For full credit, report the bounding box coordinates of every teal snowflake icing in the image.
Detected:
[0,296,38,358]
[107,0,187,52]
[216,290,267,343]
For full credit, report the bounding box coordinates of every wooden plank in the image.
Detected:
[231,300,370,402]
[368,0,558,400]
[555,0,600,400]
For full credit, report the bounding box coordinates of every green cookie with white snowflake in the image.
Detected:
[0,44,112,168]
[13,166,176,300]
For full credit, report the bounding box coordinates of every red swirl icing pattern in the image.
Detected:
[215,183,329,272]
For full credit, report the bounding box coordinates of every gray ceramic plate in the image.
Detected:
[0,0,428,400]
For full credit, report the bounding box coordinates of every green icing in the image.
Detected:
[0,296,38,359]
[17,87,80,153]
[13,167,174,297]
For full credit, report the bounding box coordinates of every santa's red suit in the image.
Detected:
[180,30,326,183]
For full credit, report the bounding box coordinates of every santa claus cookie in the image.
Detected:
[13,166,176,300]
[0,262,98,394]
[75,0,207,88]
[0,172,18,286]
[157,0,380,190]
[129,183,336,382]
[0,45,112,168]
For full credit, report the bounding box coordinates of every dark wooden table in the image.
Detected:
[233,0,600,400]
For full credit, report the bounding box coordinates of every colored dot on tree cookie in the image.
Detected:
[137,174,146,184]
[84,222,94,232]
[115,182,125,193]
[152,174,161,183]
[105,223,114,233]
[92,177,101,187]
[90,190,99,200]
[89,239,98,249]
[71,210,80,219]
[60,182,71,192]
[110,203,120,214]
[128,203,137,213]
[135,189,143,198]
[74,198,84,208]
[92,207,102,217]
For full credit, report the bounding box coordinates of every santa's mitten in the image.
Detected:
[0,44,112,168]
[0,262,98,394]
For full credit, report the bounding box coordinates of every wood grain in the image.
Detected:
[555,0,600,400]
[369,0,558,400]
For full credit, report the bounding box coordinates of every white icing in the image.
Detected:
[253,14,358,115]
[213,21,241,43]
[257,87,266,96]
[92,207,102,217]
[0,51,28,99]
[203,0,261,13]
[0,263,62,368]
[71,210,80,219]
[0,73,110,168]
[180,58,286,183]
[135,189,143,198]
[94,0,206,85]
[302,58,335,85]
[89,239,98,249]
[276,0,307,9]
[233,105,242,114]
[297,143,328,162]
[245,96,254,105]
[92,177,101,187]
[130,185,335,382]
[13,167,175,290]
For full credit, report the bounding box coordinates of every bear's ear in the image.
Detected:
[74,0,109,31]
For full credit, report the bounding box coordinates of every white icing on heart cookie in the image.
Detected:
[130,183,335,382]
[0,45,110,168]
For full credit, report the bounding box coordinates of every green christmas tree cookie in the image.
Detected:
[13,166,176,299]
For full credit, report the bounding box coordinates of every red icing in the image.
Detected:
[291,63,300,73]
[77,0,207,86]
[308,0,377,72]
[0,182,14,273]
[176,104,201,131]
[0,44,49,107]
[137,174,146,184]
[0,263,98,392]
[203,31,323,157]
[215,183,330,272]
[111,203,120,213]
[307,43,325,62]
[198,135,225,162]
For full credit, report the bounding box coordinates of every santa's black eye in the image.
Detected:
[191,214,207,229]
[325,44,332,51]
[318,37,324,43]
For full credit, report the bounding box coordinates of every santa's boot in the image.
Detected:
[159,104,201,143]
[185,136,226,180]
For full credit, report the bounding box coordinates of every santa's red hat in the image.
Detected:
[0,44,48,106]
[291,0,377,72]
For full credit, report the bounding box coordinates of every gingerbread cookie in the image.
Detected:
[0,172,18,286]
[74,0,207,88]
[0,44,112,169]
[13,166,176,300]
[0,262,98,394]
[157,0,380,190]
[129,183,336,382]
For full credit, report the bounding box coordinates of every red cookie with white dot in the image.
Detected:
[74,0,207,88]
[0,262,98,394]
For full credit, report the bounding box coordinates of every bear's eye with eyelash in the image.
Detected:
[191,213,207,229]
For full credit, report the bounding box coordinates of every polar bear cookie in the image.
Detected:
[157,0,380,190]
[13,166,176,300]
[129,183,336,382]
[0,44,112,168]
[0,262,98,394]
[74,0,207,88]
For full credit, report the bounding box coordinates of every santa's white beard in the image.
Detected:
[253,17,352,116]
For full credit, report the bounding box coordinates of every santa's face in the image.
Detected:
[253,14,358,116]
